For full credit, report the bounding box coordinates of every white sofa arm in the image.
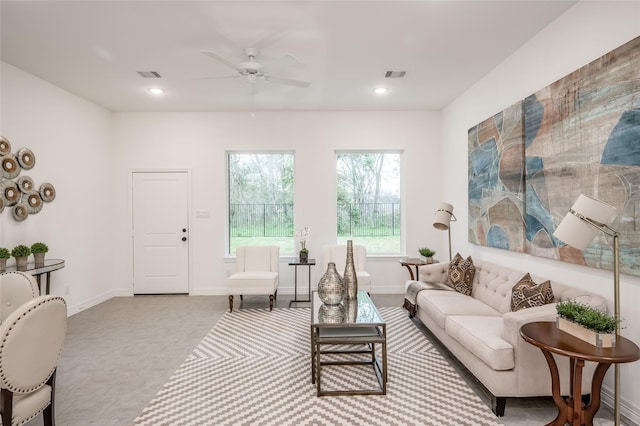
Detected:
[416,262,450,285]
[501,304,558,347]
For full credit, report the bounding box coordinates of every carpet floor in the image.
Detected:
[134,307,504,426]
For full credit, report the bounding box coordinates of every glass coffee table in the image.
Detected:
[310,290,387,396]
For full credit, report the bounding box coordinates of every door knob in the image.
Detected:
[182,228,187,232]
[182,237,187,242]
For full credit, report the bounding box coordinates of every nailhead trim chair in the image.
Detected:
[0,295,67,426]
[321,244,371,294]
[227,246,279,312]
[0,272,40,324]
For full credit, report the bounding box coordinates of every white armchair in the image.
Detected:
[0,295,67,426]
[0,271,40,323]
[321,244,371,293]
[227,246,280,312]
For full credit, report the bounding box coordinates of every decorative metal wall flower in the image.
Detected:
[0,136,56,221]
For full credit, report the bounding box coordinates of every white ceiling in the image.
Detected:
[1,1,577,112]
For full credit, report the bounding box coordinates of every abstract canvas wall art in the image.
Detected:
[467,35,640,277]
[524,36,640,276]
[468,101,525,252]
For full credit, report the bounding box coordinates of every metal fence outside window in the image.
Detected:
[229,203,400,237]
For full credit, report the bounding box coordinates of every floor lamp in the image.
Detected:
[553,193,622,426]
[433,202,457,261]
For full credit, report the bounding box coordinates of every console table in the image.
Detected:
[520,321,640,426]
[288,258,315,306]
[3,259,65,295]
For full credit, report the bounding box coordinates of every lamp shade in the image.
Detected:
[433,202,454,230]
[553,194,617,250]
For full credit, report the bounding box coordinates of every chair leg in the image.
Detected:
[240,295,243,301]
[1,388,13,426]
[274,289,278,300]
[269,295,274,311]
[43,370,56,426]
[228,295,234,313]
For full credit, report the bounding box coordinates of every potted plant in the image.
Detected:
[556,300,618,347]
[31,242,49,266]
[11,244,31,271]
[0,247,10,272]
[298,227,310,263]
[418,248,436,264]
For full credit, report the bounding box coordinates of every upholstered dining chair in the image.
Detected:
[0,295,67,426]
[227,246,280,312]
[0,272,40,323]
[321,244,371,294]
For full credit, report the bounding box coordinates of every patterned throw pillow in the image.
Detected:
[447,253,476,296]
[511,273,554,312]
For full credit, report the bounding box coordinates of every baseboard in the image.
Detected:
[66,290,115,316]
[601,382,640,426]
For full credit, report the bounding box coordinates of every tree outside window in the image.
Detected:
[228,152,294,254]
[336,152,401,254]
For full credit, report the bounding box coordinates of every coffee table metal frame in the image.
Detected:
[310,290,387,396]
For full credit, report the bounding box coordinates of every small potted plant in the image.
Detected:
[556,300,618,347]
[11,244,31,271]
[0,247,10,272]
[31,242,49,267]
[418,248,436,264]
[298,227,310,263]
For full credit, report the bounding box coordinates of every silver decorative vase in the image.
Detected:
[318,262,344,305]
[344,298,358,323]
[343,240,358,300]
[319,303,345,323]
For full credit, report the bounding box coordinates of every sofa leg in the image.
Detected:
[228,295,234,312]
[491,396,506,417]
[269,295,274,311]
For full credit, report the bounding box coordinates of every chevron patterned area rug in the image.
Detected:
[134,307,504,426]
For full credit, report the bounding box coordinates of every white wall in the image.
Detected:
[0,62,115,314]
[112,111,442,296]
[441,1,640,421]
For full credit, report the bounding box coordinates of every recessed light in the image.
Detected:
[148,88,164,95]
[374,87,388,95]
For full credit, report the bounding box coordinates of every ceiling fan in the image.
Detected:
[199,47,311,89]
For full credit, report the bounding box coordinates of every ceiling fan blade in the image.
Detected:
[192,75,239,80]
[265,53,300,70]
[201,50,243,72]
[264,75,311,88]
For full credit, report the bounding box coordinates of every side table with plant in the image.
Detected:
[0,247,10,272]
[556,300,618,347]
[418,247,436,264]
[11,244,31,271]
[31,242,49,266]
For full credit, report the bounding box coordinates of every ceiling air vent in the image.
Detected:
[137,71,162,78]
[385,70,406,78]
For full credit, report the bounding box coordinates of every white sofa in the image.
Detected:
[404,259,606,416]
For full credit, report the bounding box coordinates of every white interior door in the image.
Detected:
[133,172,189,294]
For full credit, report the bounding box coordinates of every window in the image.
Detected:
[336,152,401,254]
[228,152,294,255]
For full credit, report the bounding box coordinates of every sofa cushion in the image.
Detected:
[446,316,514,371]
[448,253,476,296]
[511,273,554,312]
[417,292,501,329]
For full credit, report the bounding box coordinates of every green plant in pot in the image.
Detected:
[418,248,436,263]
[31,242,49,266]
[556,300,618,347]
[11,244,31,271]
[0,247,10,272]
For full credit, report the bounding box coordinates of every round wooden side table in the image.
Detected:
[520,321,640,426]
